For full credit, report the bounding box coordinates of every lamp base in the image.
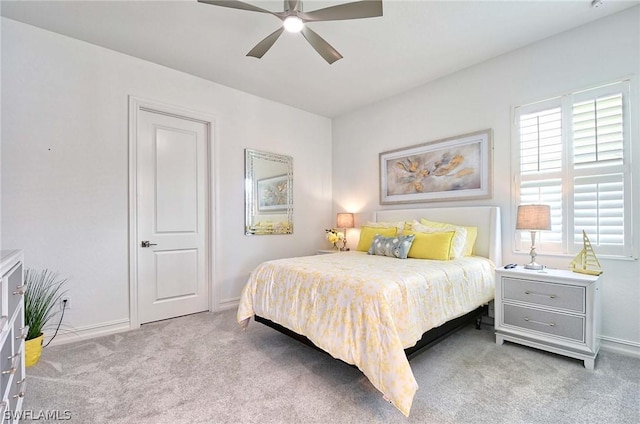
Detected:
[524,262,544,270]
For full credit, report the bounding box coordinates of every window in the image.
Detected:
[514,81,632,258]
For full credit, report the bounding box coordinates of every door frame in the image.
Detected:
[128,96,216,329]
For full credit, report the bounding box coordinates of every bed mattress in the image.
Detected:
[237,251,495,416]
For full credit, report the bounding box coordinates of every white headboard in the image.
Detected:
[374,206,502,266]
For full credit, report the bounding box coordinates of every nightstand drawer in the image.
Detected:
[503,304,585,342]
[503,277,585,313]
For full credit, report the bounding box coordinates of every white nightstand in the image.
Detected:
[495,266,602,370]
[317,249,341,255]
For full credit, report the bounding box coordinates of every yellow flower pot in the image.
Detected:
[25,333,44,367]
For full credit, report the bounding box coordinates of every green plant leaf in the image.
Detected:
[24,268,68,341]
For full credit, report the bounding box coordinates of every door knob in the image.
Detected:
[141,241,158,248]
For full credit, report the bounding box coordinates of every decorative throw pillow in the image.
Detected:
[411,221,467,259]
[356,226,397,252]
[365,221,408,235]
[462,226,478,256]
[420,218,477,256]
[368,234,415,259]
[403,230,455,260]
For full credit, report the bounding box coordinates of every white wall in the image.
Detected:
[1,18,332,339]
[0,18,3,247]
[333,7,640,355]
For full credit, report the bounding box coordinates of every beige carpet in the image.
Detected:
[23,309,640,423]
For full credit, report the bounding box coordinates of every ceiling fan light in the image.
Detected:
[283,16,304,33]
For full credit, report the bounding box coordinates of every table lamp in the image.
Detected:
[336,213,354,251]
[516,204,551,270]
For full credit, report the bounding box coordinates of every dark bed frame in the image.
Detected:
[255,304,487,362]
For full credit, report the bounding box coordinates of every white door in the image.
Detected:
[136,109,209,324]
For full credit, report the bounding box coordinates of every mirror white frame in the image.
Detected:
[245,149,293,235]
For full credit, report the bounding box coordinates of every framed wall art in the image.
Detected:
[380,129,492,204]
[257,174,290,212]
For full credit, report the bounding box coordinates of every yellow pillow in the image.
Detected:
[412,221,466,259]
[420,218,477,257]
[365,221,409,235]
[356,226,397,252]
[463,227,478,256]
[403,230,455,260]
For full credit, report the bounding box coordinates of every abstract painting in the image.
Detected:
[380,129,492,204]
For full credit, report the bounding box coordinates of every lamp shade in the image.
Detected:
[336,213,354,229]
[516,204,551,231]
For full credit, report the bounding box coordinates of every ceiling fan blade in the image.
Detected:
[246,27,285,58]
[287,0,300,12]
[198,0,276,15]
[301,27,343,64]
[300,0,382,22]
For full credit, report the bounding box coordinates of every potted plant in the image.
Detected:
[24,269,68,367]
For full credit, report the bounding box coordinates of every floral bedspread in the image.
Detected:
[237,251,495,416]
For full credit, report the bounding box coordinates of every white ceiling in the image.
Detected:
[2,0,638,117]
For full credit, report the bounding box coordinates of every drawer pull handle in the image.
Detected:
[15,325,29,341]
[13,289,25,296]
[1,367,16,375]
[524,290,556,299]
[12,392,25,399]
[16,378,26,385]
[524,317,556,327]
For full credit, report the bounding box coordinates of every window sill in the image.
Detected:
[512,250,638,262]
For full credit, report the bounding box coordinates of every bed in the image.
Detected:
[237,206,501,416]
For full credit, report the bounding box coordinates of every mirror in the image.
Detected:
[245,149,293,235]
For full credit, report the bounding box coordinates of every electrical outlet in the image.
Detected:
[61,297,71,310]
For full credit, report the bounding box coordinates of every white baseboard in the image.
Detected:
[218,297,239,311]
[600,335,640,358]
[42,300,240,346]
[45,318,131,347]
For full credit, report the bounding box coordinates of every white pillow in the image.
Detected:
[366,221,407,235]
[410,220,467,259]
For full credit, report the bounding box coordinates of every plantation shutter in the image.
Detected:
[573,93,624,167]
[514,80,632,258]
[571,86,628,256]
[573,174,625,253]
[516,100,564,253]
[519,107,562,173]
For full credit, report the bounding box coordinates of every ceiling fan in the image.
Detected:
[198,0,383,64]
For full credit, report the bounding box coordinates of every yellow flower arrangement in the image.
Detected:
[325,229,345,249]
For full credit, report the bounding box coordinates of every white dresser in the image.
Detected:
[0,250,26,422]
[495,266,601,370]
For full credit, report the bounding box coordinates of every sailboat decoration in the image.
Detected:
[569,230,603,276]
